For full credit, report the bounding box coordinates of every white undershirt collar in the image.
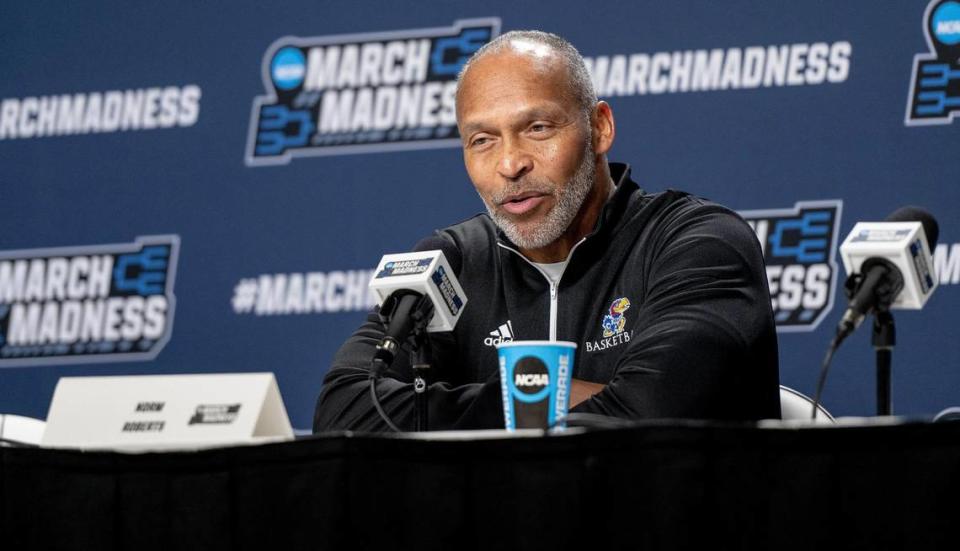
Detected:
[533,259,569,285]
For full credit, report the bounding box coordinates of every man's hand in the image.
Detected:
[570,378,605,408]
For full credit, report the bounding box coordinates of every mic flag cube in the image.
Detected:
[840,221,937,310]
[368,249,468,332]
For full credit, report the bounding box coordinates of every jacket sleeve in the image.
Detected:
[313,299,503,433]
[572,204,781,421]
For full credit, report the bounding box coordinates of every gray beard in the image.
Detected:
[485,142,597,251]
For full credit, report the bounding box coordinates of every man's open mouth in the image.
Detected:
[500,193,547,215]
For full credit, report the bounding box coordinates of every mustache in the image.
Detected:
[490,178,556,205]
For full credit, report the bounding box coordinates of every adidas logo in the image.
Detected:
[484,320,514,346]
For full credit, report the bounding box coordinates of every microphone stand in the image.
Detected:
[372,290,434,432]
[411,320,431,432]
[872,309,895,416]
[845,272,898,417]
[399,294,433,432]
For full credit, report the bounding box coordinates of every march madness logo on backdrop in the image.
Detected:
[906,0,960,125]
[245,18,500,166]
[0,236,179,367]
[738,201,843,332]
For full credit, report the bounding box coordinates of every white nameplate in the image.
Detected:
[41,372,293,451]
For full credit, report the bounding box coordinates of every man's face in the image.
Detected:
[456,49,595,250]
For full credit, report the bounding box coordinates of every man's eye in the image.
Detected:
[531,124,547,132]
[471,137,489,147]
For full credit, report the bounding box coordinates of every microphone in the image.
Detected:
[837,206,939,338]
[367,235,467,366]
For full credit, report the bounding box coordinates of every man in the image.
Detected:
[313,31,780,432]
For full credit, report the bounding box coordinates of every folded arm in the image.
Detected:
[572,206,780,421]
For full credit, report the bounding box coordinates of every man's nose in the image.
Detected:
[496,140,532,180]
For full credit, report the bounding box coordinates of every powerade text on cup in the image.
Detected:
[496,341,576,430]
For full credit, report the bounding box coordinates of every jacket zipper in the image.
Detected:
[497,238,587,341]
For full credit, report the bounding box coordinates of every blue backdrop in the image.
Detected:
[2,0,958,430]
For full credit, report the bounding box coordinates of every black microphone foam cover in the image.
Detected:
[885,206,939,250]
[412,234,463,275]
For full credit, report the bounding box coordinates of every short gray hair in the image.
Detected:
[456,30,598,119]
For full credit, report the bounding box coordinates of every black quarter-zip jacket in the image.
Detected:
[313,163,781,432]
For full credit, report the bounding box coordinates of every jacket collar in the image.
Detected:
[597,162,640,235]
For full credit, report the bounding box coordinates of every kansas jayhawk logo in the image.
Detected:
[601,297,631,337]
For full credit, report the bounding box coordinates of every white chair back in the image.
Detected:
[779,385,835,424]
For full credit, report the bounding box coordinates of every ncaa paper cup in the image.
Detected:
[496,340,576,430]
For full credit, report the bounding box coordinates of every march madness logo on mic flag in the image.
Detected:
[245,18,500,166]
[738,200,843,332]
[906,0,960,125]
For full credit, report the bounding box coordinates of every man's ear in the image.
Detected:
[592,101,616,156]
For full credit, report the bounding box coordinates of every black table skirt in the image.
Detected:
[3,421,959,550]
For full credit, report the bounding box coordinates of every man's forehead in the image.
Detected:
[457,46,567,110]
[456,51,578,132]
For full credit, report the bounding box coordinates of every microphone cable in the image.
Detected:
[811,331,847,420]
[369,358,402,432]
